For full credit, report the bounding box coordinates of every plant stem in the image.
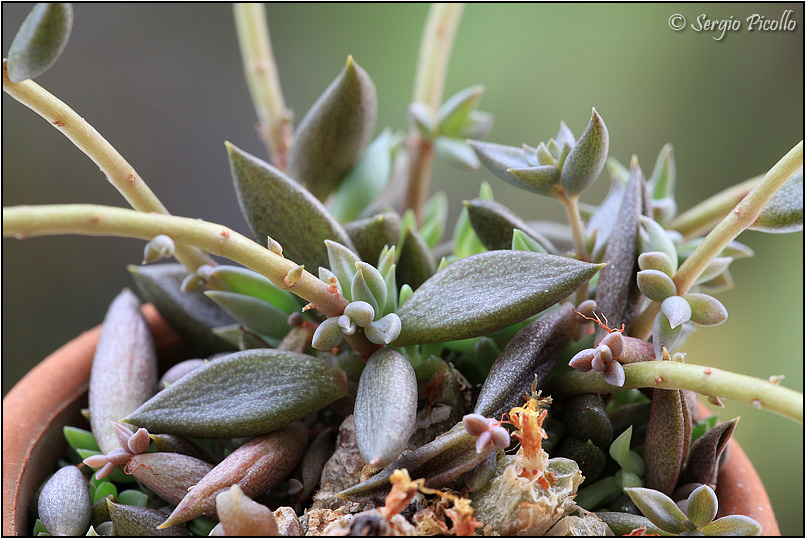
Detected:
[233,3,293,171]
[2,62,213,272]
[668,176,762,240]
[2,204,379,357]
[560,194,589,302]
[403,3,464,222]
[630,141,803,339]
[550,361,803,423]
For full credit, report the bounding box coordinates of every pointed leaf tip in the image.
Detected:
[561,108,609,196]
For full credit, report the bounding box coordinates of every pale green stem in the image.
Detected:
[2,62,213,272]
[560,194,589,302]
[630,141,804,339]
[233,3,293,171]
[403,3,464,221]
[550,361,803,423]
[3,204,379,357]
[668,175,762,240]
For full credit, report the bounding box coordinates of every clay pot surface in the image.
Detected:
[2,308,780,535]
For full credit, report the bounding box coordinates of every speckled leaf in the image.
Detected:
[7,3,73,82]
[227,142,356,272]
[89,289,158,454]
[396,226,436,291]
[561,108,609,196]
[354,349,417,467]
[595,512,671,536]
[681,417,739,486]
[128,264,235,354]
[700,515,762,536]
[474,306,576,418]
[107,501,189,536]
[208,265,301,314]
[38,465,90,536]
[507,165,561,192]
[345,212,401,265]
[642,389,691,496]
[594,158,642,342]
[587,164,628,260]
[329,130,401,223]
[337,422,487,503]
[394,251,603,347]
[468,140,552,195]
[216,484,279,536]
[623,487,687,534]
[750,168,803,233]
[685,293,728,326]
[204,290,290,341]
[465,198,556,253]
[160,423,308,528]
[287,56,377,201]
[637,269,677,302]
[128,453,214,506]
[125,350,346,437]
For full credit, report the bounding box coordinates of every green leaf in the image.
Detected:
[463,110,494,140]
[609,426,645,476]
[117,490,149,508]
[624,487,688,534]
[468,140,551,195]
[329,129,401,223]
[507,165,561,193]
[128,264,235,354]
[6,3,73,82]
[437,85,484,136]
[694,256,732,285]
[204,291,290,340]
[750,168,803,233]
[511,228,548,254]
[648,144,677,200]
[661,295,692,329]
[89,289,158,454]
[208,265,301,314]
[354,349,417,467]
[685,293,728,326]
[640,215,679,271]
[409,102,437,139]
[394,251,603,347]
[351,262,386,316]
[465,198,555,252]
[126,350,347,437]
[396,226,436,291]
[638,251,676,278]
[434,136,480,170]
[561,108,609,196]
[344,211,401,270]
[474,306,576,417]
[91,481,117,505]
[38,466,91,536]
[700,515,762,536]
[107,500,189,536]
[637,269,677,302]
[325,240,362,301]
[227,142,356,272]
[286,56,377,201]
[596,512,673,536]
[451,206,487,260]
[64,426,100,452]
[685,484,718,529]
[652,311,683,360]
[420,192,449,249]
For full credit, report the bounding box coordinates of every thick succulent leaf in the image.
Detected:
[329,129,400,223]
[661,295,692,329]
[468,140,554,195]
[686,484,719,529]
[595,512,673,536]
[653,311,683,360]
[556,121,576,147]
[699,515,762,536]
[89,289,158,453]
[474,306,576,417]
[337,422,487,503]
[512,228,548,254]
[648,144,676,200]
[38,466,90,536]
[639,215,679,270]
[208,265,300,314]
[750,168,803,233]
[437,85,484,136]
[507,165,561,192]
[682,417,739,486]
[434,136,481,170]
[638,251,676,278]
[216,485,279,536]
[594,159,643,342]
[637,269,677,302]
[694,257,733,286]
[160,424,307,528]
[326,239,362,301]
[452,206,487,260]
[128,264,235,354]
[463,110,494,140]
[465,198,556,252]
[364,313,402,345]
[678,239,754,261]
[286,56,377,201]
[394,251,603,347]
[128,453,214,506]
[685,293,728,326]
[396,226,436,291]
[623,487,688,534]
[354,349,418,467]
[227,142,356,272]
[108,501,189,536]
[561,108,609,196]
[609,426,645,476]
[126,350,347,437]
[6,3,73,82]
[204,291,290,340]
[643,389,690,496]
[420,191,449,249]
[409,101,437,138]
[351,262,387,315]
[344,212,401,265]
[588,160,629,259]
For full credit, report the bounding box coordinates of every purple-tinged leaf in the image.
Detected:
[643,389,691,496]
[108,500,189,536]
[681,417,739,487]
[216,485,279,536]
[661,296,692,329]
[685,293,728,327]
[38,465,90,536]
[128,452,214,506]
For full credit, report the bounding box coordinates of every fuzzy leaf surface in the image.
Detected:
[227,142,355,272]
[468,140,554,195]
[7,3,73,82]
[345,212,401,265]
[681,417,738,486]
[107,500,189,536]
[38,466,90,536]
[396,226,436,291]
[205,290,290,341]
[465,198,556,253]
[287,56,377,201]
[623,487,688,534]
[126,350,346,437]
[643,389,690,496]
[354,349,418,467]
[561,108,609,196]
[750,168,803,233]
[394,251,602,347]
[208,265,300,314]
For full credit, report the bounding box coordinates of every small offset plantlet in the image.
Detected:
[3,3,802,537]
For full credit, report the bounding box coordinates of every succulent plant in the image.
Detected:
[3,3,803,537]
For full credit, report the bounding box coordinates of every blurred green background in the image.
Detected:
[3,3,802,533]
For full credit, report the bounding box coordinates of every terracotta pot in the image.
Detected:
[2,309,780,535]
